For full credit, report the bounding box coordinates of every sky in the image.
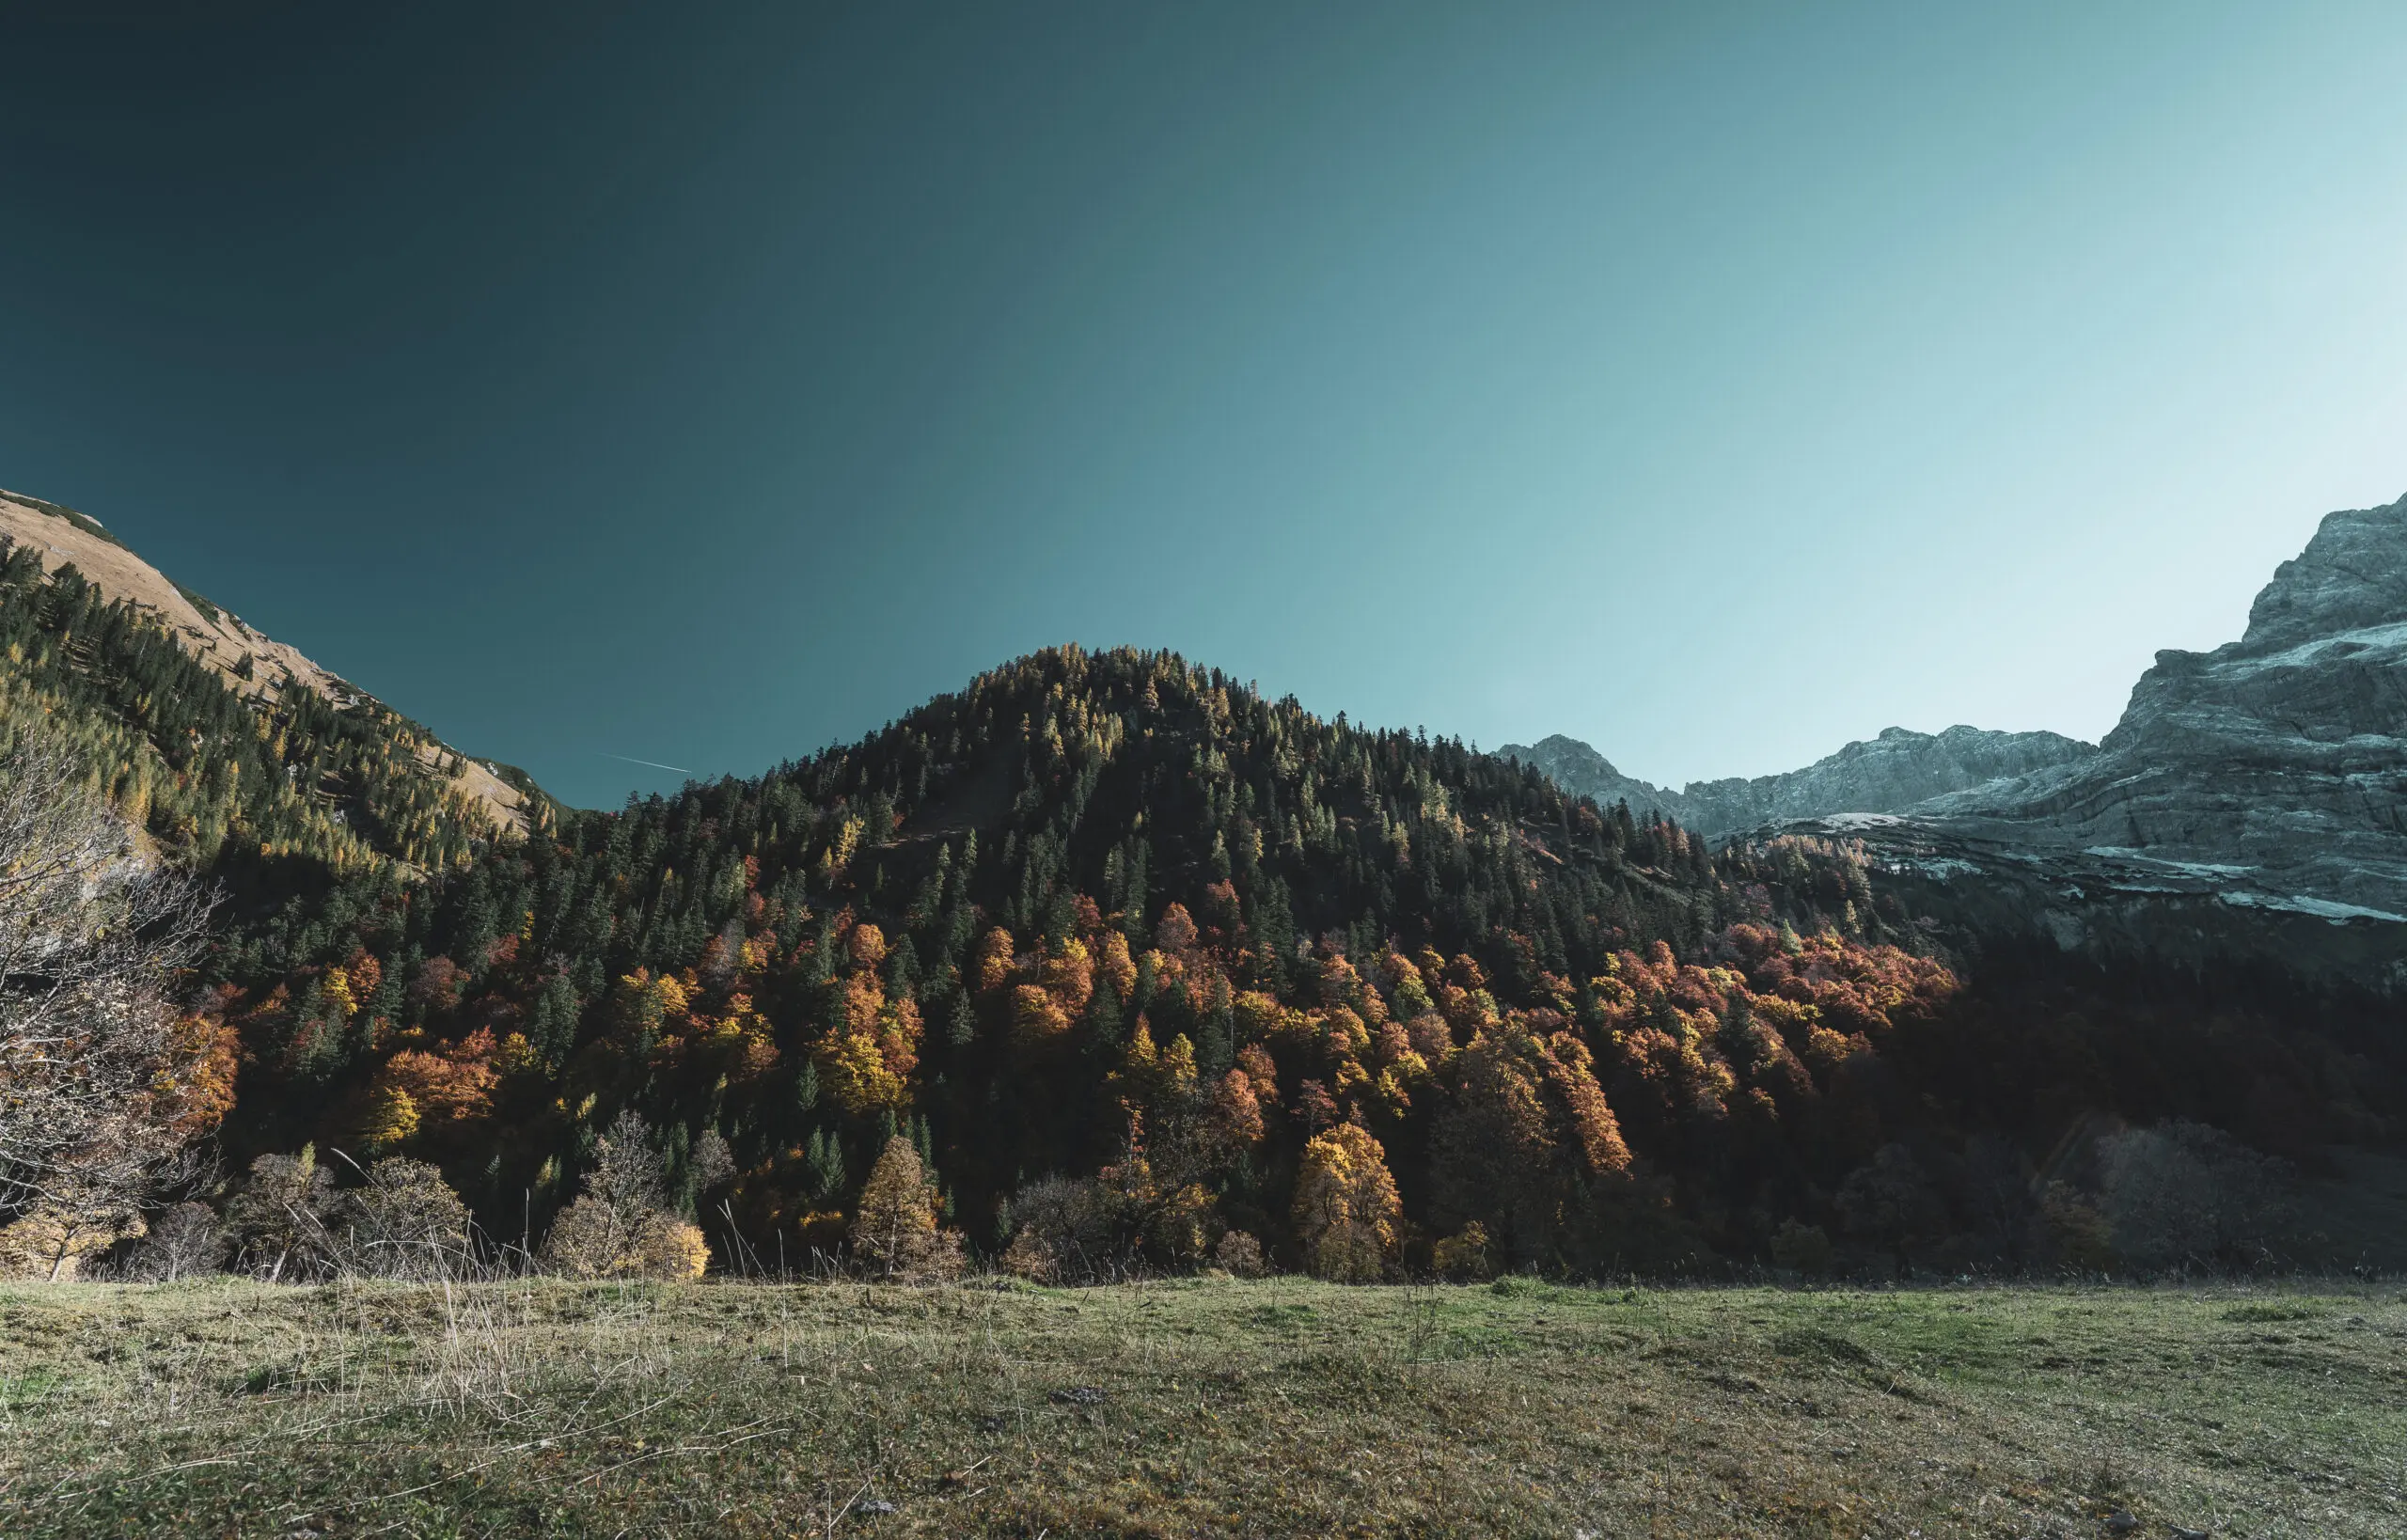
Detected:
[3,2,2403,809]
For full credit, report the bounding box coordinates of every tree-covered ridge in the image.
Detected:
[0,537,546,887]
[210,645,1999,1274]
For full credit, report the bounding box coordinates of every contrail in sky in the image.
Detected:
[599,751,692,775]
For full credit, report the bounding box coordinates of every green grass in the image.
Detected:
[0,1277,2400,1537]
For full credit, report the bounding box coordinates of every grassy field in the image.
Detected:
[0,1276,2399,1538]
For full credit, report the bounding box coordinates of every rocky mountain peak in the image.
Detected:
[2238,492,2407,654]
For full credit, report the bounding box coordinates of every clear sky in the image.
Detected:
[3,3,2402,808]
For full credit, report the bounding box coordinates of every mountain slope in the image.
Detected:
[1499,724,2094,835]
[0,489,536,837]
[0,490,551,882]
[1909,492,2407,918]
[1786,493,2407,993]
[1508,493,2407,990]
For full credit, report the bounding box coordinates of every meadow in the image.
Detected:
[0,1276,2399,1538]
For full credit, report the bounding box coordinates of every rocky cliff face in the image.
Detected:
[1498,725,2093,836]
[1821,492,2407,990]
[1906,493,2407,923]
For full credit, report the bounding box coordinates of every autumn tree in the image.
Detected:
[543,1110,710,1281]
[850,1135,964,1281]
[1291,1121,1400,1282]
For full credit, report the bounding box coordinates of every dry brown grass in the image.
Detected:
[0,1275,2399,1536]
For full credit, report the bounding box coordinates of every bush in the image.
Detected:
[120,1202,226,1281]
[539,1111,713,1281]
[999,1175,1121,1282]
[333,1157,471,1280]
[542,1197,710,1281]
[1433,1221,1496,1281]
[2098,1122,2291,1271]
[225,1148,340,1281]
[1212,1229,1266,1279]
[1769,1219,1833,1277]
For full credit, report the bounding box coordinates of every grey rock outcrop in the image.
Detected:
[1495,735,1688,824]
[1680,725,2094,834]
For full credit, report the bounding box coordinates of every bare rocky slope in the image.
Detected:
[0,488,537,836]
[1903,491,2407,917]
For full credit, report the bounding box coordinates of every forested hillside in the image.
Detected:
[181,645,2404,1278]
[6,508,2398,1278]
[0,532,551,892]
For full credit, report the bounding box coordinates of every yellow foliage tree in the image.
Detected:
[1012,982,1073,1046]
[354,1083,421,1152]
[1292,1122,1401,1283]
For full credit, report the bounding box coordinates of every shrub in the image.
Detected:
[1433,1221,1496,1281]
[1769,1218,1833,1277]
[2098,1122,2290,1271]
[225,1147,340,1281]
[1212,1229,1266,1278]
[540,1111,713,1281]
[334,1156,471,1280]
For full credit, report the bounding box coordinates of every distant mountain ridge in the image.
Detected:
[1499,724,2094,836]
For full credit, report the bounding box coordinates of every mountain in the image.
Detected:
[1507,494,2407,991]
[0,488,549,881]
[1489,734,1684,822]
[1810,492,2407,989]
[1910,493,2407,913]
[7,480,2398,1279]
[181,645,2399,1279]
[1498,725,2094,835]
[203,646,1936,1275]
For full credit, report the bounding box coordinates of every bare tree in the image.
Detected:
[119,1201,228,1281]
[0,733,217,1280]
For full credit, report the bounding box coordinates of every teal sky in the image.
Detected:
[3,3,2402,807]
